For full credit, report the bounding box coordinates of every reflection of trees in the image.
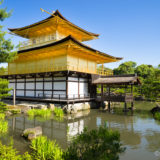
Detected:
[94,112,141,148]
[145,131,160,152]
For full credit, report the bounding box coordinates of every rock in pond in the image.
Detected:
[22,126,42,140]
[151,105,160,114]
[48,103,55,111]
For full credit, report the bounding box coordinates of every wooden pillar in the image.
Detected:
[66,74,68,100]
[124,85,127,111]
[131,84,134,111]
[13,89,16,106]
[101,84,104,108]
[108,86,111,111]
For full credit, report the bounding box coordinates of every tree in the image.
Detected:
[64,126,125,160]
[0,0,17,63]
[113,61,137,75]
[135,64,155,79]
[0,0,17,109]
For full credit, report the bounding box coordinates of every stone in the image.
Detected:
[70,107,78,114]
[22,126,42,140]
[5,111,12,116]
[21,106,31,114]
[48,103,55,111]
[151,105,160,115]
[36,104,47,110]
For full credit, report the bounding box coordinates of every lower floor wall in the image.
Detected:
[8,73,90,99]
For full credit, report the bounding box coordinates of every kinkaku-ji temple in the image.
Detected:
[0,9,140,110]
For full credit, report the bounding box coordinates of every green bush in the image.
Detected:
[53,107,64,118]
[0,113,5,120]
[0,140,32,160]
[154,112,160,120]
[30,136,64,160]
[27,109,51,118]
[64,126,125,160]
[0,120,8,134]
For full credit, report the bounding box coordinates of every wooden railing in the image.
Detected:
[19,34,57,50]
[0,64,113,76]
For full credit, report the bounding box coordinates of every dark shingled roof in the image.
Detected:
[92,74,141,85]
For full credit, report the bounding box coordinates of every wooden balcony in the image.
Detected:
[0,64,113,76]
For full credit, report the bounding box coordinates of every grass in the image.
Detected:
[0,120,8,134]
[30,136,64,160]
[53,107,64,118]
[0,113,5,120]
[27,109,52,118]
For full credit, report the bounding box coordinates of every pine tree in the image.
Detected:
[0,0,17,109]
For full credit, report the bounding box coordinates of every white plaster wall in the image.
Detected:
[9,83,15,89]
[36,78,43,81]
[54,77,66,80]
[79,78,87,82]
[36,91,43,97]
[17,79,24,82]
[26,83,34,89]
[79,83,88,97]
[26,78,35,82]
[44,91,52,98]
[45,77,52,81]
[54,82,66,90]
[53,91,66,98]
[44,82,52,90]
[68,77,78,81]
[9,79,15,82]
[36,82,43,90]
[17,83,24,89]
[16,90,24,96]
[26,91,34,97]
[68,82,78,98]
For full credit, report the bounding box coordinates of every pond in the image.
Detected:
[1,101,160,160]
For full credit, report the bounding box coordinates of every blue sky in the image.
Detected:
[1,0,160,68]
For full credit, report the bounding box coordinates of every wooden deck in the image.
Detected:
[6,96,95,104]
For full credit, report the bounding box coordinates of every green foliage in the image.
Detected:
[27,109,52,118]
[53,107,64,118]
[0,0,17,63]
[154,112,160,121]
[0,140,22,160]
[113,61,136,75]
[0,120,8,133]
[112,61,160,101]
[64,126,125,160]
[30,136,64,160]
[135,64,155,79]
[0,113,5,119]
[0,139,32,160]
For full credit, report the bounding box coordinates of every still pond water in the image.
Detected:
[1,101,160,160]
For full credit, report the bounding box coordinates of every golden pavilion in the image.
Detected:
[1,9,123,103]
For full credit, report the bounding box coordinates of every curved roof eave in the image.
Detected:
[8,10,99,37]
[18,35,123,61]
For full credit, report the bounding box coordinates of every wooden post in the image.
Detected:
[124,85,127,111]
[13,89,16,106]
[108,86,111,112]
[131,84,134,111]
[101,84,104,108]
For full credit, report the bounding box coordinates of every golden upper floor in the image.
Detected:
[9,10,99,44]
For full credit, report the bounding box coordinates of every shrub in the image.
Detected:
[30,136,64,160]
[0,113,5,120]
[154,112,160,120]
[27,109,51,118]
[0,120,8,134]
[64,126,125,160]
[53,107,64,118]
